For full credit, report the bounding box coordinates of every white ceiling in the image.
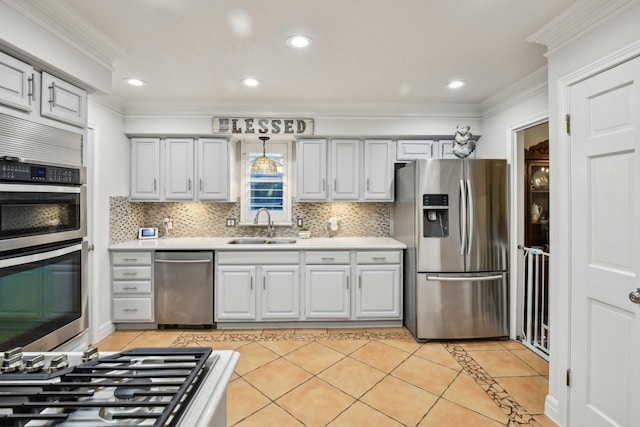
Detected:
[57,0,576,115]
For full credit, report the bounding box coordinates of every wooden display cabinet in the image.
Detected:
[525,140,549,251]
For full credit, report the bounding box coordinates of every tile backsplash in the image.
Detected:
[110,197,390,244]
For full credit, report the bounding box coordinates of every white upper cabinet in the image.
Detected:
[330,139,360,200]
[40,72,87,127]
[297,138,394,202]
[0,51,34,112]
[197,138,229,201]
[130,138,161,200]
[164,138,194,200]
[297,138,328,200]
[396,139,436,161]
[363,139,394,201]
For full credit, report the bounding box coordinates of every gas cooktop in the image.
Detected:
[0,347,218,426]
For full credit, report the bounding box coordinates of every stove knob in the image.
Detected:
[48,354,69,372]
[81,346,99,363]
[24,354,45,373]
[1,347,24,373]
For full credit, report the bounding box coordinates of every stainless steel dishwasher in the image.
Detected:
[154,251,214,327]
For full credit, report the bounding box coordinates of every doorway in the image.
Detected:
[511,121,550,360]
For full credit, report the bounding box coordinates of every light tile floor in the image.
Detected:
[95,328,557,427]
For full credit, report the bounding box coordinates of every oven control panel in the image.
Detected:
[0,160,82,185]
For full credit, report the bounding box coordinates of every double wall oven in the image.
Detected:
[0,159,87,351]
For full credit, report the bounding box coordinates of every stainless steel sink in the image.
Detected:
[227,238,268,244]
[226,238,297,245]
[266,238,297,244]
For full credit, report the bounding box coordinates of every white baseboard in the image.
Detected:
[94,322,115,345]
[544,394,562,426]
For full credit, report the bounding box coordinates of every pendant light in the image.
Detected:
[251,136,278,174]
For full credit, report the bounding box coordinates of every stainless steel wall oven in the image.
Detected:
[0,159,87,351]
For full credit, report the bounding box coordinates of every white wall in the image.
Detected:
[544,4,640,426]
[87,100,129,343]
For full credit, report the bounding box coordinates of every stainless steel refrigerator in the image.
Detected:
[393,159,509,341]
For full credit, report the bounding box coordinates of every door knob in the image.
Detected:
[629,288,640,305]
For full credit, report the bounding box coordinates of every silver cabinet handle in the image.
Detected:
[48,81,56,105]
[28,74,35,101]
[334,179,337,191]
[321,257,335,262]
[122,258,138,262]
[322,178,326,191]
[629,288,640,304]
[122,272,138,276]
[263,276,266,290]
[154,178,157,191]
[250,276,253,290]
[188,178,192,190]
[372,257,386,262]
[200,179,203,191]
[358,274,362,289]
[366,178,370,191]
[123,308,138,312]
[346,275,349,290]
[122,286,138,291]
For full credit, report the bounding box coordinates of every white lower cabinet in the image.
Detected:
[355,251,401,319]
[111,251,154,323]
[216,266,256,320]
[216,251,300,322]
[261,265,300,319]
[304,251,351,319]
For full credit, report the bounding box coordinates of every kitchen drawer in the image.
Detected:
[113,298,153,322]
[305,251,350,264]
[112,252,152,265]
[217,251,299,265]
[112,266,152,280]
[113,281,152,294]
[356,251,401,264]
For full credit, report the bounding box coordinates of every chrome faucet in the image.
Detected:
[254,208,275,238]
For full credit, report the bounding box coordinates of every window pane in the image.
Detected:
[250,182,283,211]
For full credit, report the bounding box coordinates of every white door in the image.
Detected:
[569,56,640,426]
[305,265,350,319]
[216,266,256,320]
[197,138,228,201]
[297,139,327,200]
[130,138,160,200]
[355,265,400,318]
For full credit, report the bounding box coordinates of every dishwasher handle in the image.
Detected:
[154,259,212,264]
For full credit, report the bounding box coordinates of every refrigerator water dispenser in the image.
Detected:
[422,194,449,238]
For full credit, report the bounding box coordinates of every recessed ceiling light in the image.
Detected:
[448,80,466,89]
[242,77,260,87]
[124,78,146,87]
[286,35,313,49]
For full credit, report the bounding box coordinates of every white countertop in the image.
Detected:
[109,236,406,251]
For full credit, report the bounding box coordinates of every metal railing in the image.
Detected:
[518,245,550,360]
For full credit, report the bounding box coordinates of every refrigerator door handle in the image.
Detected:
[425,274,504,282]
[466,178,474,255]
[459,179,467,255]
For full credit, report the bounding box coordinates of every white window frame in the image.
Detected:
[240,139,292,225]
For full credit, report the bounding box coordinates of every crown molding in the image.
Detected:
[479,66,548,118]
[527,0,640,55]
[2,0,126,71]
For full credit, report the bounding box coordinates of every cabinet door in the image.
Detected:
[0,51,34,112]
[355,265,401,319]
[364,139,394,200]
[396,139,436,161]
[305,265,350,319]
[216,266,256,320]
[331,139,360,200]
[40,72,87,127]
[297,139,327,200]
[165,138,194,200]
[130,138,161,200]
[197,138,228,201]
[261,265,300,320]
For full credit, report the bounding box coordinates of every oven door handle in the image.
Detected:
[0,242,83,268]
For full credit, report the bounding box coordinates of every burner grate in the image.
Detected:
[0,347,214,426]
